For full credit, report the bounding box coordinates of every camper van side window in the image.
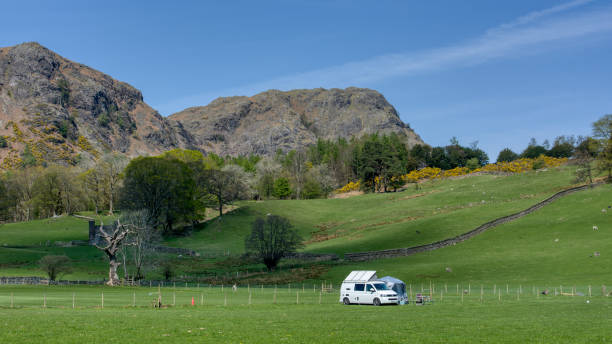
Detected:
[354,284,365,292]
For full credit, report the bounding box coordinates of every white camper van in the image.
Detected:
[339,271,398,306]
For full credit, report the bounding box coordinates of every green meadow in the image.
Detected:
[1,165,611,342]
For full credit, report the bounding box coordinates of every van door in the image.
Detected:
[362,283,376,304]
[353,283,365,304]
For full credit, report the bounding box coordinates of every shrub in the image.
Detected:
[0,136,7,148]
[39,255,72,281]
[466,157,480,170]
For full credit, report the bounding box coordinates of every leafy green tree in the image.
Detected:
[119,156,197,233]
[521,138,548,159]
[245,215,303,271]
[0,135,7,148]
[273,177,291,199]
[39,255,72,281]
[547,136,575,158]
[592,114,612,181]
[497,148,519,162]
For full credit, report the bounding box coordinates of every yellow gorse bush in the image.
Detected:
[335,155,568,193]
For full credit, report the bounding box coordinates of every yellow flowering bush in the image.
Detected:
[335,155,568,193]
[336,180,360,193]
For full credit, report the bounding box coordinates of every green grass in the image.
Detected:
[1,166,611,342]
[0,285,611,343]
[321,184,612,286]
[168,166,577,255]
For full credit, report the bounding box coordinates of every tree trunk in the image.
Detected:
[108,193,114,215]
[106,253,121,286]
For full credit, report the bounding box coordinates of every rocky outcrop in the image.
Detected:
[169,88,424,156]
[0,42,425,167]
[0,42,194,167]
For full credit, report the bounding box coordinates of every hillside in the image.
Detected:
[3,164,611,286]
[0,42,195,167]
[169,87,424,156]
[0,42,426,167]
[167,166,580,255]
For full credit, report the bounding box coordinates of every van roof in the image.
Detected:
[343,270,377,282]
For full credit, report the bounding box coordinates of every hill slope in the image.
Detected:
[169,87,424,156]
[0,42,195,167]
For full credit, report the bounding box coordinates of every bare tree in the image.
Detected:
[38,255,72,282]
[245,215,303,271]
[99,153,128,215]
[120,210,160,279]
[95,219,132,286]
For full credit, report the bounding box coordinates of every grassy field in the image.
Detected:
[321,184,612,286]
[1,166,611,342]
[167,166,578,255]
[0,285,611,343]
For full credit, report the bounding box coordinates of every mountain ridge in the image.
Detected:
[0,42,423,167]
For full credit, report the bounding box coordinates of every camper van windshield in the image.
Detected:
[373,283,388,290]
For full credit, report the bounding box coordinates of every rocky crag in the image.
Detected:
[0,42,423,167]
[169,88,423,156]
[0,42,194,168]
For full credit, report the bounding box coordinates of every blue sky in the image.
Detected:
[2,0,612,160]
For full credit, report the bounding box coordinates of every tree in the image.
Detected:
[118,209,160,280]
[98,153,128,215]
[284,150,307,199]
[120,156,197,232]
[94,219,133,286]
[32,166,84,217]
[497,148,519,162]
[273,177,292,199]
[39,255,72,282]
[592,114,612,182]
[255,157,281,199]
[574,149,594,185]
[245,215,303,271]
[204,165,249,218]
[81,167,105,214]
[521,138,548,159]
[548,136,575,158]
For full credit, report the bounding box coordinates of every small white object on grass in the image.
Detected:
[587,300,590,304]
[554,238,559,242]
[593,226,599,231]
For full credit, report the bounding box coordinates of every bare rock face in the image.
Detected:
[169,88,424,156]
[0,42,425,167]
[0,42,194,167]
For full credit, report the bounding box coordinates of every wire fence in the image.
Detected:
[0,283,610,309]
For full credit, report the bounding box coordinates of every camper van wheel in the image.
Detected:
[343,298,350,305]
[373,298,381,306]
